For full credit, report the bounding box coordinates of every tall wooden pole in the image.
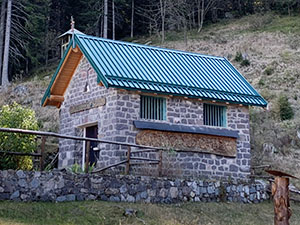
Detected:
[125,146,131,175]
[272,177,291,225]
[85,141,90,173]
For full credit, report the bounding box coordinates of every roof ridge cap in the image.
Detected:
[75,34,225,60]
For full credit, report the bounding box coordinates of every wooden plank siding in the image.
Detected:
[44,46,83,108]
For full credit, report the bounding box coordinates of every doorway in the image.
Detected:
[85,125,98,166]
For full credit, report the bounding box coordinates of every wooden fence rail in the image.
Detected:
[0,127,163,175]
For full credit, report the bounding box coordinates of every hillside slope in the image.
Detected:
[1,13,300,183]
[153,13,300,181]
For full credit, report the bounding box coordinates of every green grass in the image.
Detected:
[1,200,300,225]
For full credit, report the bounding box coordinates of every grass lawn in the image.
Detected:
[0,200,300,225]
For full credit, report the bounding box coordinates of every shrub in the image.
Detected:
[264,66,274,75]
[234,52,243,62]
[241,59,250,67]
[258,78,265,86]
[0,102,39,170]
[278,95,294,121]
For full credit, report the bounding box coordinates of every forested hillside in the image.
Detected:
[0,0,299,82]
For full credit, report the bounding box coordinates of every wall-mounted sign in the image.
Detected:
[136,130,237,157]
[69,98,106,114]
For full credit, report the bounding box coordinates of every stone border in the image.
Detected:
[0,170,269,203]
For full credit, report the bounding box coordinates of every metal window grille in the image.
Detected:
[140,96,166,120]
[203,104,226,127]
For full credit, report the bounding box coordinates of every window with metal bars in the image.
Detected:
[203,103,226,127]
[140,95,166,120]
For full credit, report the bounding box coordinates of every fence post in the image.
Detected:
[158,150,162,176]
[40,136,46,171]
[85,141,90,173]
[125,146,131,175]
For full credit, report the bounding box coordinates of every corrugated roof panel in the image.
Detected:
[71,34,267,107]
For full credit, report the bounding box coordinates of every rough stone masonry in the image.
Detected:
[58,56,252,180]
[0,170,269,203]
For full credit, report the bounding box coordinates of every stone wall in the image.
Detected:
[59,56,251,180]
[0,170,269,203]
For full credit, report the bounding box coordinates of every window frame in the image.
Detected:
[140,95,166,121]
[203,103,227,127]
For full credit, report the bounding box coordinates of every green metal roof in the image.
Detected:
[42,34,267,107]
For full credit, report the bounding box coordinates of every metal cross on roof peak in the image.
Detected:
[71,16,75,32]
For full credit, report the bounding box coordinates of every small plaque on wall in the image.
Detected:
[69,98,106,114]
[136,130,237,157]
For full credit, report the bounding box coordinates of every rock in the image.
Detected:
[10,191,20,200]
[120,185,127,194]
[56,179,65,189]
[56,196,67,202]
[105,188,119,195]
[208,186,215,194]
[18,179,27,188]
[170,187,178,198]
[16,170,26,179]
[109,196,120,202]
[182,186,191,196]
[20,194,28,200]
[0,187,4,193]
[140,191,148,199]
[30,178,40,189]
[124,208,136,217]
[226,186,231,193]
[66,194,76,201]
[190,191,196,198]
[244,186,250,195]
[56,194,75,202]
[127,195,135,202]
[249,186,256,194]
[45,180,55,191]
[159,188,168,198]
[13,85,28,96]
[148,189,156,197]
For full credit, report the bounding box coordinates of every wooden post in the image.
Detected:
[40,136,46,171]
[125,146,131,175]
[272,177,291,225]
[158,150,162,176]
[85,141,90,173]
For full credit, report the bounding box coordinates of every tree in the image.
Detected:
[112,0,115,40]
[0,0,6,84]
[197,0,216,33]
[103,0,108,38]
[278,95,294,121]
[1,0,11,86]
[0,102,39,170]
[131,0,134,38]
[159,0,167,43]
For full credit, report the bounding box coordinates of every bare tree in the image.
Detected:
[159,0,167,44]
[103,0,108,38]
[112,0,115,40]
[131,0,134,38]
[197,0,216,33]
[136,3,161,38]
[2,0,12,86]
[0,0,7,83]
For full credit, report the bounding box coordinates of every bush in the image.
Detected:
[278,95,294,121]
[240,59,250,67]
[234,52,243,62]
[263,66,274,75]
[0,102,39,170]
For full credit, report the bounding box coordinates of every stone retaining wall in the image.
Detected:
[0,170,269,203]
